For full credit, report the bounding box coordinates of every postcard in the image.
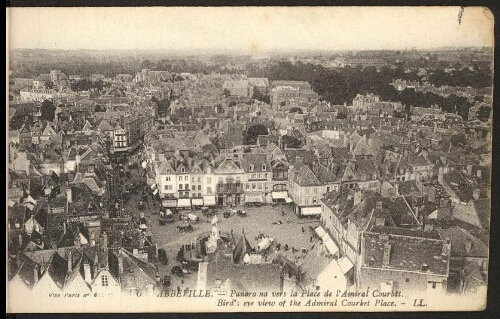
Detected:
[6,6,493,313]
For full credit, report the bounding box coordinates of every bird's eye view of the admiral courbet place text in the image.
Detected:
[6,7,494,313]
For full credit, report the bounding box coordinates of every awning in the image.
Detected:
[323,237,339,256]
[191,198,203,206]
[162,199,177,208]
[285,197,293,203]
[314,226,327,238]
[338,256,354,274]
[246,193,263,203]
[177,198,191,208]
[272,191,288,199]
[150,183,157,190]
[153,189,158,195]
[203,196,216,206]
[301,206,321,216]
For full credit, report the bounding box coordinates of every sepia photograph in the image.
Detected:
[6,6,494,313]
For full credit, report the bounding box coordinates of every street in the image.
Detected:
[116,149,320,291]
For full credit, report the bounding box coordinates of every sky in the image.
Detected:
[7,7,494,52]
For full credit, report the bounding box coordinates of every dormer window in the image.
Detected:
[262,164,266,171]
[181,167,185,173]
[249,165,254,172]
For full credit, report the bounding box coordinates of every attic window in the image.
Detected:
[181,168,185,173]
[249,165,254,172]
[102,275,109,286]
[262,164,266,171]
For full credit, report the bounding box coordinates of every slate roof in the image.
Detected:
[240,153,270,173]
[362,231,449,276]
[292,164,321,187]
[472,198,491,230]
[437,227,489,258]
[311,164,337,184]
[205,256,282,293]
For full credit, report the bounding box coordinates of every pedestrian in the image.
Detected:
[302,226,305,233]
[310,235,313,243]
[181,280,184,285]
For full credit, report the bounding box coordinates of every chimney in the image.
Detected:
[118,253,124,275]
[101,232,108,252]
[375,217,385,226]
[472,188,480,200]
[424,223,434,231]
[67,250,73,272]
[66,187,73,204]
[74,234,81,249]
[465,241,473,254]
[421,263,429,272]
[382,244,391,266]
[33,264,39,285]
[353,187,363,206]
[466,165,473,176]
[83,262,92,284]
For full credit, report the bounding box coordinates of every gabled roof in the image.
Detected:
[293,164,321,187]
[311,164,337,184]
[233,232,253,264]
[437,226,488,258]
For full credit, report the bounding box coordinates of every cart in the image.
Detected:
[201,207,216,218]
[237,209,247,217]
[177,222,194,232]
[187,213,199,223]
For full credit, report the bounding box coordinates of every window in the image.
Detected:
[251,173,256,179]
[185,184,189,190]
[178,184,183,190]
[192,185,196,191]
[181,168,185,173]
[406,278,410,283]
[258,183,263,190]
[178,176,182,181]
[246,184,250,190]
[184,176,188,181]
[249,164,254,172]
[198,185,201,190]
[166,176,171,182]
[198,177,201,182]
[262,164,266,171]
[164,185,168,191]
[192,177,196,182]
[102,275,108,287]
[207,177,211,183]
[207,187,212,194]
[264,173,267,179]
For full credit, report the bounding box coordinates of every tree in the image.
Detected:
[40,100,56,121]
[94,105,106,112]
[281,135,302,149]
[477,105,491,122]
[289,107,303,114]
[244,124,268,145]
